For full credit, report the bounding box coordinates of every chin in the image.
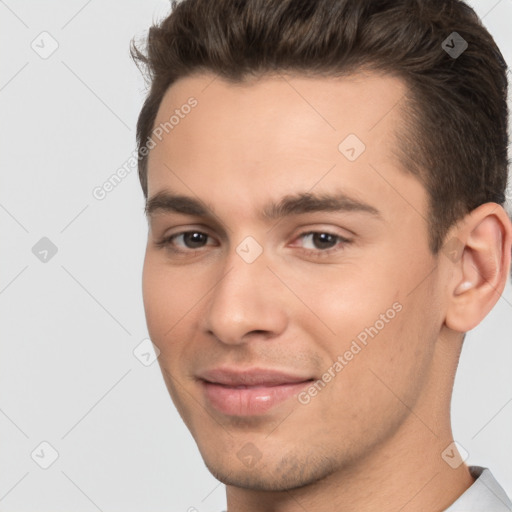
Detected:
[200,448,340,492]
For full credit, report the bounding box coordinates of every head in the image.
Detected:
[132,0,511,493]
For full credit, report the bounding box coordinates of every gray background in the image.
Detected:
[1,0,511,510]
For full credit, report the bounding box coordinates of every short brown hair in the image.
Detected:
[130,0,509,253]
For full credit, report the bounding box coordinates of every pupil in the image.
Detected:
[313,233,336,249]
[185,232,206,248]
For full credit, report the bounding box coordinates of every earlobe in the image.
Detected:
[444,203,512,333]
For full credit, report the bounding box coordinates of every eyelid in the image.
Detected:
[294,228,351,241]
[155,223,217,241]
[289,224,353,244]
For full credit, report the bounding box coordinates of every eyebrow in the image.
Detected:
[144,189,382,222]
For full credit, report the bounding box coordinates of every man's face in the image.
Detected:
[143,71,447,490]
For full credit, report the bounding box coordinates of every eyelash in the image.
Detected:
[155,230,352,258]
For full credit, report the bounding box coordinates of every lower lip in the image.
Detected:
[202,380,312,416]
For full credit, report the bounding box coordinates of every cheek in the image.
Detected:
[280,261,400,347]
[142,254,220,379]
[142,257,200,417]
[338,286,438,415]
[142,255,202,338]
[294,254,438,394]
[303,301,435,442]
[142,261,169,340]
[142,256,188,362]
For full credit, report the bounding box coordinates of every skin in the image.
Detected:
[142,71,512,512]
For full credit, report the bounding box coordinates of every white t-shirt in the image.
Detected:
[445,466,512,511]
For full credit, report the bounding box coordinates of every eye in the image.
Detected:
[300,232,340,250]
[156,231,215,252]
[175,231,210,249]
[292,231,352,256]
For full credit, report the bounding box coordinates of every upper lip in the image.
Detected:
[198,367,314,387]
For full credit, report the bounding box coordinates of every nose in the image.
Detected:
[202,248,288,345]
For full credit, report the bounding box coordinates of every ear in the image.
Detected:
[444,203,512,333]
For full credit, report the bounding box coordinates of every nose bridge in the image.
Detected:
[203,241,287,344]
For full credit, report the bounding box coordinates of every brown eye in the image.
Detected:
[300,232,348,250]
[180,232,209,249]
[310,233,338,249]
[156,231,214,252]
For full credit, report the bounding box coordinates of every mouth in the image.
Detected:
[198,367,315,416]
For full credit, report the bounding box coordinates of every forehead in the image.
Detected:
[146,70,425,223]
[150,70,407,160]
